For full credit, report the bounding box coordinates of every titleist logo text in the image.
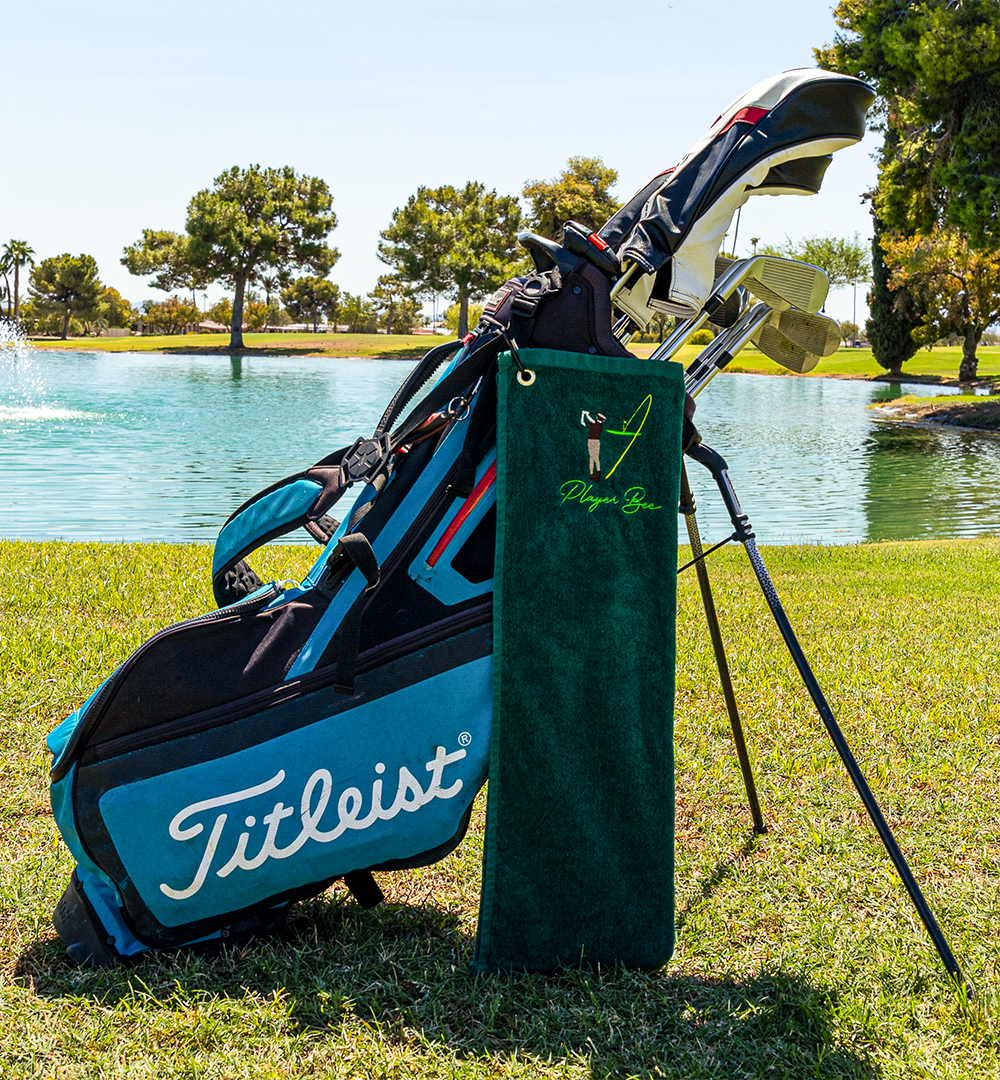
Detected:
[159,745,467,900]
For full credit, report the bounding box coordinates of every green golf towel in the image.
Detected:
[473,348,684,974]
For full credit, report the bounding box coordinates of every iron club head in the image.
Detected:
[743,257,828,314]
[751,322,821,373]
[768,307,841,356]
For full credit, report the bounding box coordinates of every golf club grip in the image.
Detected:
[739,535,967,990]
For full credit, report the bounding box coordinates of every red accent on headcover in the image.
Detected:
[718,106,770,135]
[588,232,610,251]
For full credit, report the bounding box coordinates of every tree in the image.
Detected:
[281,276,341,332]
[101,286,135,329]
[838,320,860,345]
[864,211,925,375]
[207,298,233,327]
[882,228,1000,381]
[256,268,291,308]
[759,232,870,286]
[121,230,210,305]
[132,166,340,350]
[368,274,421,335]
[143,295,201,335]
[339,292,377,334]
[243,297,269,332]
[186,166,339,348]
[378,182,523,337]
[443,301,484,336]
[762,231,872,331]
[816,0,1000,252]
[2,240,36,321]
[522,155,620,241]
[28,253,102,339]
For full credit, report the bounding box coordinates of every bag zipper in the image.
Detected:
[86,602,492,762]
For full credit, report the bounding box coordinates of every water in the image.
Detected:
[1,346,410,542]
[1,345,998,545]
[685,373,1000,544]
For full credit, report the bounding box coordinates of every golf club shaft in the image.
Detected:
[686,440,968,992]
[679,463,766,835]
[685,302,773,397]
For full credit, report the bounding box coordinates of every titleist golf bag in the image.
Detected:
[48,68,875,965]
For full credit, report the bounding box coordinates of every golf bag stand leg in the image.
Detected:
[679,461,766,835]
[684,439,968,993]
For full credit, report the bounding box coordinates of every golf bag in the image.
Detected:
[47,68,875,965]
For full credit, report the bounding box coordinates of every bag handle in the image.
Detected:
[211,448,351,607]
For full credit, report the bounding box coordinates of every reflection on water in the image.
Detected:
[1,352,998,545]
[863,423,1000,541]
[680,374,998,545]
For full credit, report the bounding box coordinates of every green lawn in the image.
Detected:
[2,538,998,1078]
[28,332,441,360]
[632,342,1000,383]
[30,332,1000,384]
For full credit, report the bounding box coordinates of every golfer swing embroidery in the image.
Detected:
[580,395,653,483]
[581,411,606,481]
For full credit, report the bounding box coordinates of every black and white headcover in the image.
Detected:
[601,69,875,318]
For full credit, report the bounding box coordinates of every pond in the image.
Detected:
[2,346,999,546]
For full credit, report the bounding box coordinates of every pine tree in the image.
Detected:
[866,211,921,376]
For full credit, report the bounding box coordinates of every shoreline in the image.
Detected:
[869,396,1000,434]
[21,338,1000,432]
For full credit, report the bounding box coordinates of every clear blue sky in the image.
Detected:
[4,0,876,324]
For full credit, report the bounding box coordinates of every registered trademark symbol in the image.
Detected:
[458,732,472,747]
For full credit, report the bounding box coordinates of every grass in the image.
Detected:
[30,332,1000,384]
[2,537,1000,1078]
[629,343,1000,384]
[28,333,441,360]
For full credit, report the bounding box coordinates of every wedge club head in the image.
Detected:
[768,307,841,356]
[752,322,821,373]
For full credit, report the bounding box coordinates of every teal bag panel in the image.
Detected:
[94,656,491,930]
[474,348,683,973]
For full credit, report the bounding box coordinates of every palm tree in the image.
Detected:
[3,240,36,322]
[0,252,11,318]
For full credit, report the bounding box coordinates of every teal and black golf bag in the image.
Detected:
[48,68,883,970]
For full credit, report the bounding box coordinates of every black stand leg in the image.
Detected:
[679,463,766,835]
[685,440,969,994]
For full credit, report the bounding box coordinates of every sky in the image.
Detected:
[3,0,877,326]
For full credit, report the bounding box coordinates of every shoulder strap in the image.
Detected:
[211,332,503,608]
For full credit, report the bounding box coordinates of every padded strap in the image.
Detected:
[211,448,351,608]
[376,337,464,436]
[322,533,380,696]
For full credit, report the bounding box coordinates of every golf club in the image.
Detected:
[751,322,820,374]
[684,302,773,397]
[767,307,841,357]
[639,255,830,364]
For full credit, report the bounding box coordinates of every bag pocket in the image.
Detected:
[66,612,492,948]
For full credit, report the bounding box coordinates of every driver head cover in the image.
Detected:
[598,70,874,318]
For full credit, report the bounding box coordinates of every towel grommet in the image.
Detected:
[516,369,536,386]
